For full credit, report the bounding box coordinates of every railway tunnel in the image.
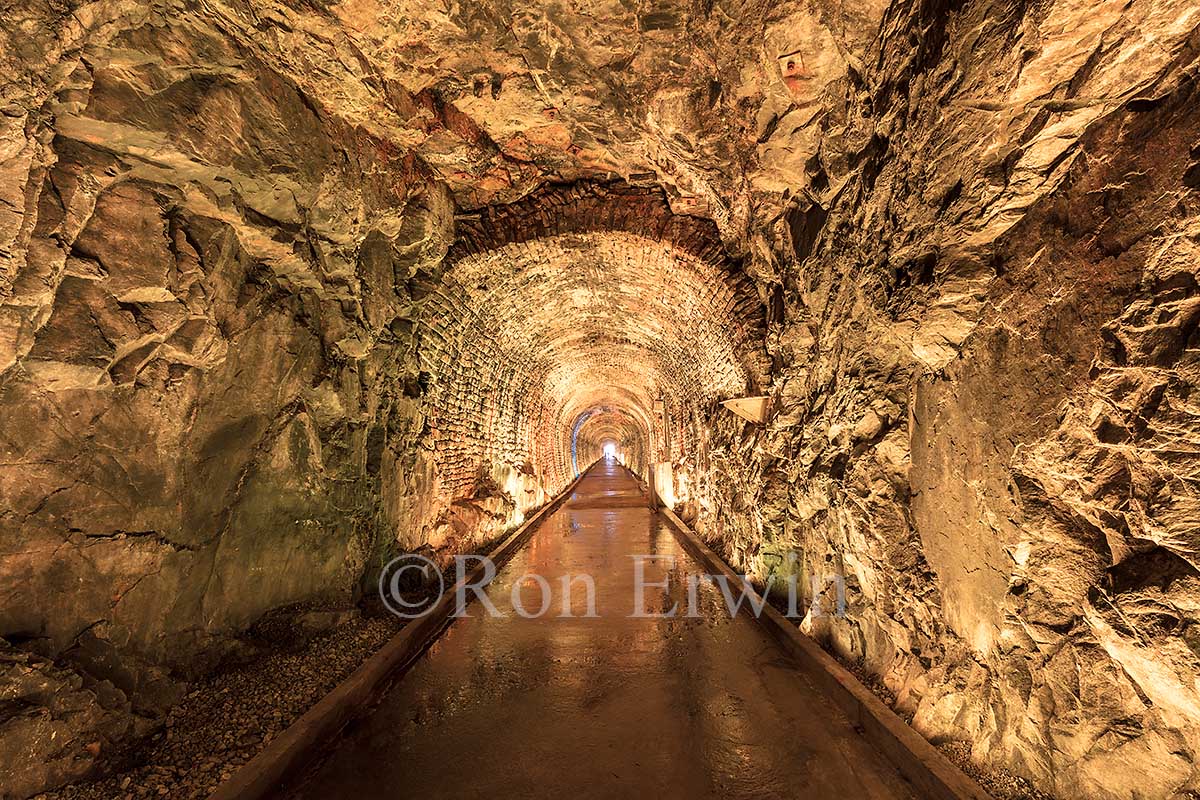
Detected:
[4,1,1200,799]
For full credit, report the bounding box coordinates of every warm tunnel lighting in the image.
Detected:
[2,3,1190,795]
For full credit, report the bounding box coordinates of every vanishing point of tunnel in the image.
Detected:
[4,1,1200,800]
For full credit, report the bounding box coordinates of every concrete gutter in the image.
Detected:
[208,466,594,800]
[654,500,994,800]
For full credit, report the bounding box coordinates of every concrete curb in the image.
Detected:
[207,466,594,800]
[653,500,994,800]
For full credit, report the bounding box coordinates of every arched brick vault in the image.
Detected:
[413,182,769,548]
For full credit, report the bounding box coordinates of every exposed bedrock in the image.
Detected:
[1,0,1199,797]
[751,4,1200,798]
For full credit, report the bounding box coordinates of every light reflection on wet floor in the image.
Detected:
[288,461,916,800]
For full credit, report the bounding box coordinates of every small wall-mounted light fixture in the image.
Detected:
[721,396,772,424]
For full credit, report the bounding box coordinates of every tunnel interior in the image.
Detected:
[3,0,1200,798]
[414,181,769,551]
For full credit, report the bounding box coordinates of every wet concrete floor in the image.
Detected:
[288,460,917,799]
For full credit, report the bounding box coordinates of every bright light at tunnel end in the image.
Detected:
[602,442,617,459]
[378,553,846,621]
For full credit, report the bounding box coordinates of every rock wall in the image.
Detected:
[710,1,1200,798]
[0,2,455,791]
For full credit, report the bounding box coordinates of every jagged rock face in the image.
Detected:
[1,1,456,788]
[3,0,1200,797]
[0,640,139,798]
[742,3,1200,799]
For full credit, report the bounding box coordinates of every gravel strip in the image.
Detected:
[835,656,1052,800]
[748,585,1052,800]
[37,612,403,800]
[937,741,1052,800]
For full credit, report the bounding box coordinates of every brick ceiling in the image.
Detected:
[419,182,770,495]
